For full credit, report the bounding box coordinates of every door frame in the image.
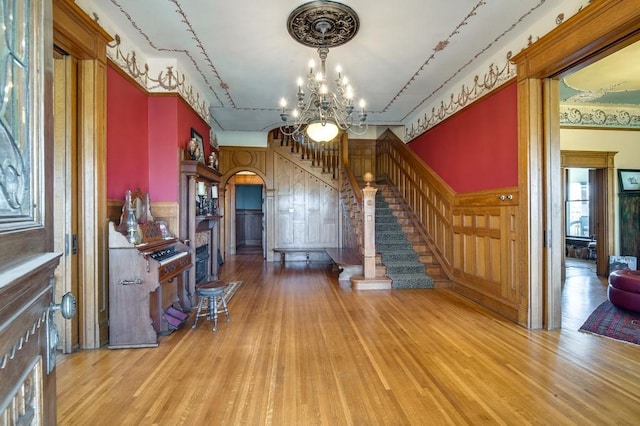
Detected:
[53,52,80,353]
[512,0,640,329]
[560,150,617,277]
[53,0,112,348]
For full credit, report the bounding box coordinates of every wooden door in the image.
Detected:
[0,0,62,423]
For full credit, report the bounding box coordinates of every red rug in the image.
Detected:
[580,300,640,345]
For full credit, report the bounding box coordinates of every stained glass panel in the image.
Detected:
[0,0,33,222]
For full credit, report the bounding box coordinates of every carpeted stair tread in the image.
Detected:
[391,274,434,289]
[376,232,407,241]
[381,252,419,262]
[385,264,426,275]
[374,190,434,289]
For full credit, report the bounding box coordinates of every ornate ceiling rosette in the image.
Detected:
[287,1,360,48]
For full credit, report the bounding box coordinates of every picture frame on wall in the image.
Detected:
[618,169,640,193]
[191,127,205,163]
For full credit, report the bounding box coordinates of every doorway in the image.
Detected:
[236,184,264,255]
[53,49,80,353]
[225,171,267,258]
[560,151,616,278]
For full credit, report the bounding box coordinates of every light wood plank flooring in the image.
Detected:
[56,255,640,425]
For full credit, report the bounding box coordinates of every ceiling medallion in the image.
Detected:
[287,0,360,48]
[279,1,367,142]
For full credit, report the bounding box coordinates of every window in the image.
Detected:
[565,168,591,238]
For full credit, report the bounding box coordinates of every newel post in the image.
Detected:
[361,173,377,278]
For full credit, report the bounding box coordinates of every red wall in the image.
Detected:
[107,65,210,203]
[107,67,149,199]
[408,83,518,193]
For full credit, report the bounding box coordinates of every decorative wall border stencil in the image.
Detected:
[404,1,593,142]
[107,35,209,122]
[560,105,640,129]
[404,56,516,141]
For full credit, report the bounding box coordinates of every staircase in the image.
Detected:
[375,184,447,288]
[267,130,447,288]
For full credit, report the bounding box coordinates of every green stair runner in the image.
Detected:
[375,191,434,289]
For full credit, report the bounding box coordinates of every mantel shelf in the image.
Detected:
[180,152,221,182]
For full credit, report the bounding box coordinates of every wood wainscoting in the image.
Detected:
[377,130,523,323]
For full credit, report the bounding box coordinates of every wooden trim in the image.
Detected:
[560,151,617,168]
[53,0,110,349]
[53,0,112,61]
[512,0,640,78]
[511,0,640,329]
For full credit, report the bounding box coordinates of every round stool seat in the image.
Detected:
[196,279,227,290]
[192,280,230,331]
[196,280,227,296]
[608,269,640,312]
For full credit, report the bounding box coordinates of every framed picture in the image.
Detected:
[190,128,205,163]
[618,169,640,193]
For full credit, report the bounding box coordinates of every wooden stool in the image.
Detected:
[192,280,230,331]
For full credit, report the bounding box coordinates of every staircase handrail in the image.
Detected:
[376,129,455,275]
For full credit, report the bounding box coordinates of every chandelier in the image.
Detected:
[279,1,367,142]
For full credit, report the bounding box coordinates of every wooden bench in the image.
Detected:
[273,247,363,281]
[273,248,326,264]
[324,248,363,281]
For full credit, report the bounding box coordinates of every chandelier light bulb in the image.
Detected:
[297,77,303,87]
[342,76,349,85]
[292,109,300,118]
[359,99,366,110]
[280,98,287,108]
[308,59,315,73]
[336,64,342,77]
[320,84,328,95]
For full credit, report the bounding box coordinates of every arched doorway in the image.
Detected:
[227,172,267,257]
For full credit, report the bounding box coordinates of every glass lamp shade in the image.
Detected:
[306,121,339,142]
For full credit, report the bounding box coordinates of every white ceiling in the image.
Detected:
[80,0,616,134]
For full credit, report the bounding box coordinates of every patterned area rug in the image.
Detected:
[219,281,242,308]
[579,300,640,345]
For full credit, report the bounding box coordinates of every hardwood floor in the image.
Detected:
[56,255,640,425]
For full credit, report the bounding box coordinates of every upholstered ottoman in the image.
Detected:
[608,269,640,312]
